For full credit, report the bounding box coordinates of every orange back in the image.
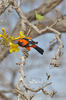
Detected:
[18,39,28,46]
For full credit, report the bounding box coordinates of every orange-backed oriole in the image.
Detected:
[17,37,44,55]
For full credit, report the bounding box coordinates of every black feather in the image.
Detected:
[34,46,44,55]
[18,41,23,46]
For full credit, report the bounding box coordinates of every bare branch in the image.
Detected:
[0,0,10,15]
[0,46,9,62]
[25,0,63,22]
[15,49,55,100]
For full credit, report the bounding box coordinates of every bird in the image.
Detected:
[17,36,44,55]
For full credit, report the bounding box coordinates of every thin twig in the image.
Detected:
[16,48,55,100]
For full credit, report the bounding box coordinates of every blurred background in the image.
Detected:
[0,0,66,100]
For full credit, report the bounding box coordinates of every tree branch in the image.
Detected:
[0,0,64,63]
[25,0,63,22]
[0,0,10,15]
[15,50,55,100]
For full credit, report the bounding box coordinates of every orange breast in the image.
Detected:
[25,47,30,51]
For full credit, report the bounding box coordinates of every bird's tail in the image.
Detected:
[34,46,44,55]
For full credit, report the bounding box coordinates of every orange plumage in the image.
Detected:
[17,37,44,55]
